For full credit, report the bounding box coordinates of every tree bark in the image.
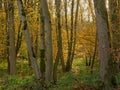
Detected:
[40,0,53,82]
[93,0,114,89]
[17,0,40,80]
[7,0,16,75]
[39,3,45,80]
[16,21,22,57]
[91,34,97,73]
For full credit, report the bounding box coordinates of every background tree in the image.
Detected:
[66,0,75,72]
[6,0,16,75]
[53,0,66,83]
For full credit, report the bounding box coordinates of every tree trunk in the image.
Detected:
[66,0,74,72]
[7,0,16,75]
[91,34,97,73]
[40,0,53,82]
[56,0,65,72]
[53,0,65,83]
[85,56,88,66]
[53,51,59,83]
[93,0,114,89]
[16,21,22,57]
[64,0,69,59]
[17,0,40,80]
[4,1,10,74]
[39,3,45,80]
[70,0,80,68]
[88,55,91,66]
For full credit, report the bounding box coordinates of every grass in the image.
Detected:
[0,58,120,90]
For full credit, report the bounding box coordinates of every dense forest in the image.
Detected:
[0,0,120,90]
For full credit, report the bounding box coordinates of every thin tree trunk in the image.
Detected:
[70,0,80,68]
[53,0,65,83]
[7,0,16,75]
[88,55,91,66]
[87,0,97,73]
[85,56,88,66]
[4,1,10,74]
[91,34,97,73]
[17,0,40,80]
[34,30,38,58]
[53,51,59,83]
[66,0,74,72]
[16,21,22,57]
[56,0,65,72]
[64,0,69,58]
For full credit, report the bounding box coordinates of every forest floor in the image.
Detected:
[0,58,120,90]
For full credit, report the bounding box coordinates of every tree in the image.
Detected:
[6,0,16,75]
[66,0,75,72]
[64,0,69,59]
[39,2,45,80]
[66,0,79,72]
[93,0,114,89]
[17,0,40,80]
[15,21,23,57]
[40,0,53,82]
[53,0,65,83]
[71,0,80,68]
[87,0,97,73]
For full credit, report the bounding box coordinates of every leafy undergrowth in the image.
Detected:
[54,59,101,90]
[0,59,120,90]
